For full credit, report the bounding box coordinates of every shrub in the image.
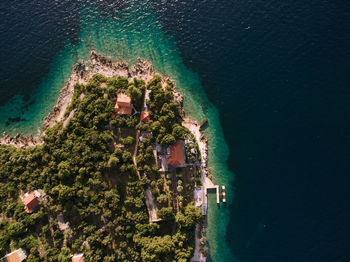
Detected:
[107,156,120,169]
[156,194,168,205]
[157,207,174,221]
[123,136,135,146]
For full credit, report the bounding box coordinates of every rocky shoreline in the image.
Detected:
[0,132,43,148]
[183,118,209,262]
[0,50,160,148]
[0,50,209,260]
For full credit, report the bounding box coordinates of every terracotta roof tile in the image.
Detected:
[4,252,21,262]
[23,192,39,213]
[72,253,84,262]
[116,93,131,105]
[115,104,133,115]
[115,93,133,115]
[166,141,185,166]
[4,249,26,262]
[140,111,150,122]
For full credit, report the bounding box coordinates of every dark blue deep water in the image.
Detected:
[1,1,350,261]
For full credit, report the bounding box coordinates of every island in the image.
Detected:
[0,50,212,262]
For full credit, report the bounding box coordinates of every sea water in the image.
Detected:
[0,1,234,261]
[2,1,350,261]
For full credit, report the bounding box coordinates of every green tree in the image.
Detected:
[157,207,174,221]
[57,247,70,262]
[123,136,135,146]
[157,194,168,205]
[107,156,120,169]
[160,134,175,145]
[172,124,186,139]
[176,203,201,229]
[139,235,175,262]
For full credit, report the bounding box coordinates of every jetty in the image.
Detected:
[199,118,208,130]
[222,186,226,203]
[195,176,226,216]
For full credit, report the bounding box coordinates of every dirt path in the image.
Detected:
[144,188,161,223]
[132,130,141,179]
[132,129,161,223]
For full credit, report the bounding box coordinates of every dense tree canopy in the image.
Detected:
[0,75,202,261]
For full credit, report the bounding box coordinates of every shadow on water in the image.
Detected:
[199,118,209,131]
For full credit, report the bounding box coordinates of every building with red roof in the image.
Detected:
[140,110,150,122]
[115,93,133,115]
[72,253,85,262]
[166,140,185,166]
[2,248,27,262]
[140,89,151,122]
[22,190,45,213]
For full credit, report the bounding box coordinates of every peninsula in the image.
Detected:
[0,50,213,261]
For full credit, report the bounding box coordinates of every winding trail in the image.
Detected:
[132,102,161,223]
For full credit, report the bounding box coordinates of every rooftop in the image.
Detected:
[115,105,133,115]
[72,253,84,262]
[23,192,40,213]
[140,110,150,122]
[3,248,27,262]
[166,140,185,166]
[116,93,131,105]
[115,93,133,115]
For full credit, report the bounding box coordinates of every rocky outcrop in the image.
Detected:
[0,132,43,148]
[0,49,174,148]
[42,62,86,131]
[129,58,155,81]
[89,50,129,79]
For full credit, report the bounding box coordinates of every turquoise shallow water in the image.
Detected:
[2,0,350,261]
[0,2,234,261]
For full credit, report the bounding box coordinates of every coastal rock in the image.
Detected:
[0,131,42,148]
[1,50,186,151]
[89,50,129,79]
[129,58,155,81]
[173,89,184,107]
[0,50,210,261]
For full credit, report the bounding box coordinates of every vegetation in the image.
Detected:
[146,76,183,145]
[0,75,202,261]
